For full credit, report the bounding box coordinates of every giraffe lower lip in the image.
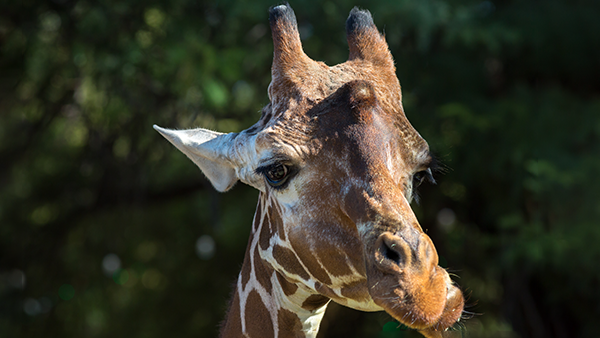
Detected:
[428,282,464,330]
[371,284,444,329]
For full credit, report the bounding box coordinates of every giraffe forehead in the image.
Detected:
[270,61,402,116]
[259,70,426,170]
[252,103,428,175]
[254,122,318,160]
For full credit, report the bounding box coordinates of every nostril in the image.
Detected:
[377,235,407,268]
[382,241,401,265]
[374,233,410,272]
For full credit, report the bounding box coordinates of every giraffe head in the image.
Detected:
[155,4,463,334]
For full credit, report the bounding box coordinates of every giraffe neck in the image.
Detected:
[220,193,331,338]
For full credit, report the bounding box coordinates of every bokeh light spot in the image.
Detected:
[58,284,75,300]
[39,297,52,313]
[113,269,129,285]
[112,137,131,159]
[40,11,61,32]
[23,298,42,316]
[196,235,215,260]
[437,208,456,231]
[31,205,58,226]
[144,8,165,29]
[86,308,106,332]
[136,241,158,262]
[136,30,153,48]
[102,253,121,277]
[123,269,138,288]
[141,268,163,290]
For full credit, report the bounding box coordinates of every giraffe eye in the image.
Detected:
[264,164,289,187]
[411,168,436,204]
[413,171,427,188]
[413,168,435,188]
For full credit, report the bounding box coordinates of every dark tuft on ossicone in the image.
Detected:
[346,7,375,35]
[269,3,297,26]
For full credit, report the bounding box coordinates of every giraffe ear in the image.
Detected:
[153,125,238,192]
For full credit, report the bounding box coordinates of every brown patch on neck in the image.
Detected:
[276,271,299,296]
[258,193,279,251]
[340,280,371,302]
[272,245,310,281]
[277,308,304,338]
[289,239,333,285]
[254,248,273,292]
[261,195,288,252]
[313,246,354,278]
[313,282,339,300]
[245,290,275,338]
[301,294,330,311]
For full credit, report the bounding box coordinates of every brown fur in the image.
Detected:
[246,290,275,338]
[301,295,330,311]
[277,308,304,338]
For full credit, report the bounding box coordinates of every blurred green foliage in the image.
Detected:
[1,0,599,337]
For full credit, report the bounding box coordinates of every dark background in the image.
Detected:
[1,0,599,337]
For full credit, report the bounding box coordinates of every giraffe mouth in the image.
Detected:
[365,232,464,332]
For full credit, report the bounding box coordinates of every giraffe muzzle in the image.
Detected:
[367,231,464,331]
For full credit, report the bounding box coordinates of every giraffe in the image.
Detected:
[154,4,464,338]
